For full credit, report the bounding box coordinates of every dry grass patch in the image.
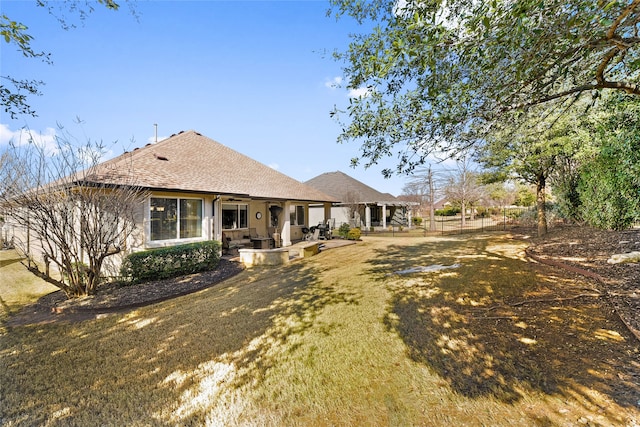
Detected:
[0,249,58,323]
[1,234,639,426]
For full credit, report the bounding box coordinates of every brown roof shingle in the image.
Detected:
[85,130,336,202]
[304,171,402,204]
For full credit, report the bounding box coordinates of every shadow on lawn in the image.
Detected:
[0,260,360,425]
[369,235,640,412]
[119,261,359,423]
[0,257,23,269]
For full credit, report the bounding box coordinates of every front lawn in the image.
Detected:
[1,234,638,426]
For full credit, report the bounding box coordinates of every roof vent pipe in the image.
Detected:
[154,123,158,143]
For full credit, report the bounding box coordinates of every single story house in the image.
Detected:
[304,171,415,230]
[397,195,451,220]
[4,130,336,272]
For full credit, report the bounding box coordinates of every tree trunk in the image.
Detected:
[536,174,548,237]
[461,200,466,228]
[429,202,436,232]
[429,169,436,231]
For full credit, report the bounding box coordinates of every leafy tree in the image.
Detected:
[513,184,536,208]
[484,181,535,208]
[550,155,583,222]
[478,107,580,236]
[329,0,640,176]
[1,0,126,119]
[485,182,513,207]
[577,94,640,230]
[0,127,147,298]
[0,14,50,118]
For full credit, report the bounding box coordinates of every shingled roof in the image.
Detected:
[304,171,402,205]
[84,130,336,202]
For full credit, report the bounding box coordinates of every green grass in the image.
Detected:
[1,235,638,426]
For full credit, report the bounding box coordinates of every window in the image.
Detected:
[289,204,305,226]
[150,197,202,241]
[222,203,248,229]
[180,199,202,238]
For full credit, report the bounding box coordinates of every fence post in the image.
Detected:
[503,208,506,231]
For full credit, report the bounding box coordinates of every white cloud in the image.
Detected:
[324,76,342,90]
[0,124,116,163]
[348,87,373,98]
[0,124,59,154]
[268,163,280,170]
[325,76,372,98]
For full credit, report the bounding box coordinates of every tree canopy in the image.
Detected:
[1,0,125,119]
[330,0,640,176]
[577,93,640,230]
[477,104,582,235]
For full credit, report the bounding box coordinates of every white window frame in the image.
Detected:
[221,203,248,230]
[149,196,203,242]
[289,204,305,226]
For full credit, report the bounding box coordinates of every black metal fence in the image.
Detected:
[370,207,639,236]
[437,207,532,235]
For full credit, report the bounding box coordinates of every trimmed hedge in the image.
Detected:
[347,227,361,240]
[120,240,221,284]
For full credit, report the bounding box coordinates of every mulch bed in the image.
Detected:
[521,225,640,341]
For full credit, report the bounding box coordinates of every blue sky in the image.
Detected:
[1,0,412,195]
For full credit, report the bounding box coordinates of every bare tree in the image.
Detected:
[403,165,443,232]
[0,128,147,298]
[341,190,362,227]
[444,157,486,228]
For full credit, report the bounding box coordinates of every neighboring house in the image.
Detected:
[397,195,450,220]
[5,130,336,272]
[304,171,415,230]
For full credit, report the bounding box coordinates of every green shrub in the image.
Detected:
[506,209,524,219]
[435,206,461,216]
[120,240,221,284]
[412,217,423,226]
[489,207,502,216]
[347,227,361,240]
[476,207,490,218]
[338,223,351,238]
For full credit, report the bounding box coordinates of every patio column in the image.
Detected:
[281,201,292,247]
[323,202,331,224]
[212,196,222,241]
[365,205,371,229]
[382,204,387,229]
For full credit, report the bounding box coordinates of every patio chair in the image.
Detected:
[310,228,320,241]
[222,232,242,255]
